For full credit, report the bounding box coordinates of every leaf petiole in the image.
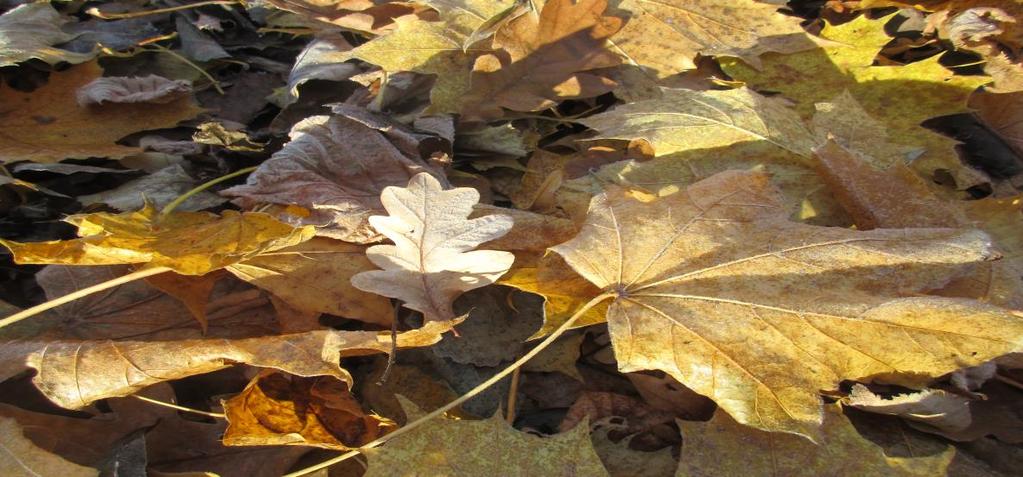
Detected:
[160,166,258,218]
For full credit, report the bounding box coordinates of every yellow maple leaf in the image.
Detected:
[0,205,315,276]
[0,62,202,163]
[551,169,1023,436]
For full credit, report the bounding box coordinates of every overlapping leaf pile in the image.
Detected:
[1,0,1022,475]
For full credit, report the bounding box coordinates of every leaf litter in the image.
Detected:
[1,1,1022,476]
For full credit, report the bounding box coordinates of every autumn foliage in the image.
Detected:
[1,0,1023,476]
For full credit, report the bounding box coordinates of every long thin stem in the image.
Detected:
[148,44,225,94]
[0,267,172,329]
[160,166,258,217]
[282,291,616,477]
[132,395,226,418]
[506,367,521,424]
[87,1,240,19]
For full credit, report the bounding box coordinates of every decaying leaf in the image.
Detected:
[221,104,447,243]
[0,416,99,477]
[0,62,202,163]
[226,237,393,326]
[676,407,954,476]
[551,170,1023,436]
[76,75,192,106]
[608,0,819,77]
[721,15,991,187]
[846,384,973,436]
[27,319,456,409]
[0,205,315,275]
[0,3,94,67]
[223,372,396,450]
[462,0,623,118]
[352,173,515,323]
[579,87,817,157]
[363,399,609,476]
[77,164,227,212]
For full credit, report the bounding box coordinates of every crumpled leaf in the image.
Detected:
[346,0,514,113]
[607,0,820,77]
[352,173,515,323]
[221,104,447,243]
[0,62,202,163]
[76,75,192,106]
[0,416,99,477]
[551,169,1023,436]
[363,398,609,476]
[579,87,818,158]
[462,0,623,118]
[223,372,396,450]
[0,204,315,275]
[676,406,954,476]
[846,384,973,436]
[0,3,94,67]
[27,319,457,409]
[226,237,393,326]
[722,15,991,187]
[78,164,227,212]
[285,33,362,102]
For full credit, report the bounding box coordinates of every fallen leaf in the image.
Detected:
[722,15,991,187]
[362,398,609,476]
[265,0,420,34]
[498,252,608,338]
[846,384,973,436]
[145,271,224,332]
[0,416,99,477]
[284,33,362,102]
[226,237,393,326]
[431,286,542,366]
[971,89,1023,159]
[590,421,677,477]
[223,371,396,450]
[676,406,954,476]
[78,164,227,212]
[0,204,315,275]
[560,392,676,440]
[462,0,623,118]
[221,104,447,243]
[0,62,202,163]
[551,169,1023,436]
[0,3,94,67]
[474,204,578,252]
[76,75,192,106]
[578,87,817,158]
[351,173,515,323]
[607,0,819,77]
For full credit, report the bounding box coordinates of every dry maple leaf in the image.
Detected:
[0,62,202,164]
[0,3,94,67]
[223,371,396,450]
[0,416,99,477]
[221,104,447,243]
[550,169,1023,436]
[352,173,515,323]
[462,0,623,119]
[0,204,315,276]
[227,237,393,326]
[607,0,820,77]
[677,406,953,476]
[362,398,609,476]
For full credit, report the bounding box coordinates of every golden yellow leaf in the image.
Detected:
[0,417,99,477]
[223,372,396,450]
[351,173,515,323]
[722,15,991,187]
[0,62,202,163]
[551,170,1023,436]
[0,205,315,276]
[676,406,953,476]
[608,0,819,77]
[362,399,609,476]
[227,237,393,326]
[498,252,608,338]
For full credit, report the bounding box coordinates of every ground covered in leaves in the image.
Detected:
[1,0,1023,475]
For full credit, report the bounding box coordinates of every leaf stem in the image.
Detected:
[86,0,240,19]
[160,166,258,217]
[147,44,225,94]
[282,291,616,477]
[0,267,172,330]
[132,395,226,418]
[506,367,521,424]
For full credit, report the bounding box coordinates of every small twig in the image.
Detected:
[147,44,225,95]
[0,267,172,329]
[281,291,616,477]
[132,395,226,418]
[87,0,240,19]
[377,303,401,385]
[506,367,521,424]
[996,373,1023,391]
[160,166,257,217]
